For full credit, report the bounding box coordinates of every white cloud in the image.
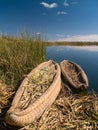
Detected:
[40,2,58,8]
[56,34,66,37]
[64,0,69,6]
[57,34,98,42]
[57,11,67,15]
[36,32,41,35]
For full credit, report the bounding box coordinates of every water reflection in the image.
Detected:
[46,46,98,92]
[66,46,98,52]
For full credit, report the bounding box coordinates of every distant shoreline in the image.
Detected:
[46,41,98,46]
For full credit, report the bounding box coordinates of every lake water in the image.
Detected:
[46,46,98,92]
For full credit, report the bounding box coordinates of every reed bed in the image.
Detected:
[0,35,46,89]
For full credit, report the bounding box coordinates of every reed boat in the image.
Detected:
[5,60,61,127]
[60,60,89,91]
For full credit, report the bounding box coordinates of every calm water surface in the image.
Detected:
[46,46,98,92]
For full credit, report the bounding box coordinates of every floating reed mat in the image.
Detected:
[5,60,61,126]
[19,90,98,130]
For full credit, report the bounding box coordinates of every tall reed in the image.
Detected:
[0,35,46,89]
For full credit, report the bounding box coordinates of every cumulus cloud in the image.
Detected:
[57,34,98,42]
[40,2,58,8]
[57,11,67,15]
[64,0,69,6]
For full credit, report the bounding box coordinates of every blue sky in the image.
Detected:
[0,0,98,41]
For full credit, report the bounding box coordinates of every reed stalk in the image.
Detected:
[0,35,46,89]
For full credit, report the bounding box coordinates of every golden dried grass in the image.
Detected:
[18,85,98,130]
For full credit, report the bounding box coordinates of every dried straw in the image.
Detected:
[1,81,98,130]
[0,81,14,114]
[18,86,98,130]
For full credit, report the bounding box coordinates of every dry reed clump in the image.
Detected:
[0,81,14,130]
[0,81,14,114]
[19,87,98,130]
